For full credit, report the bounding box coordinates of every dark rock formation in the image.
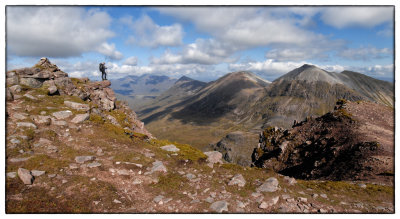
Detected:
[252,100,394,183]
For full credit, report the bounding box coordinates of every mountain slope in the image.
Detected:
[140,71,270,125]
[252,99,394,184]
[137,76,207,116]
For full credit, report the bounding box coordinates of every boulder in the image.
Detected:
[71,113,90,124]
[20,77,44,88]
[48,85,58,95]
[204,151,223,167]
[210,200,229,213]
[9,85,22,95]
[75,156,95,164]
[228,174,246,187]
[16,122,37,129]
[52,110,73,120]
[64,101,90,111]
[6,72,19,86]
[257,177,279,193]
[18,168,34,185]
[31,115,51,125]
[161,144,180,152]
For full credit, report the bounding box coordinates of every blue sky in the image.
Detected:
[6,6,394,82]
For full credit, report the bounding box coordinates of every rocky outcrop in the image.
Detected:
[7,57,153,139]
[209,131,258,166]
[252,100,394,183]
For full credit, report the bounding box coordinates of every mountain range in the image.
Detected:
[136,64,393,161]
[110,74,177,110]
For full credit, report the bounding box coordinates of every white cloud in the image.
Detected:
[124,14,183,48]
[7,7,118,58]
[158,7,318,48]
[123,56,138,66]
[151,39,238,65]
[97,43,123,60]
[157,7,346,63]
[338,47,391,61]
[266,48,327,61]
[320,7,393,28]
[351,64,393,77]
[229,59,308,77]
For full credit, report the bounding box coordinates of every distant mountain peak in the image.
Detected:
[276,64,344,85]
[176,76,194,83]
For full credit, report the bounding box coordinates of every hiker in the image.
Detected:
[99,62,107,81]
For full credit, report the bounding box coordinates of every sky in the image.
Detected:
[6,6,394,82]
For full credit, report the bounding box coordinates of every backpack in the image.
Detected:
[99,63,104,71]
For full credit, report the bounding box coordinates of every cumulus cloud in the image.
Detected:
[97,43,123,60]
[350,64,394,77]
[158,7,319,48]
[320,7,393,28]
[123,56,138,66]
[7,7,120,58]
[338,47,392,61]
[156,7,345,63]
[229,59,308,78]
[151,39,238,65]
[123,14,183,48]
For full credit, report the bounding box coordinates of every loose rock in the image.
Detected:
[52,110,73,120]
[87,161,102,168]
[31,170,46,177]
[160,144,180,152]
[18,168,34,185]
[257,177,279,192]
[228,174,246,187]
[64,101,90,111]
[71,113,90,124]
[210,200,229,213]
[75,156,95,164]
[16,122,37,129]
[7,172,17,178]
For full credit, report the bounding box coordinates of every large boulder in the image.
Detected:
[18,168,34,185]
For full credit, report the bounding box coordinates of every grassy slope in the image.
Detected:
[5,81,393,213]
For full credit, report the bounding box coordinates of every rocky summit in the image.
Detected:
[5,58,394,213]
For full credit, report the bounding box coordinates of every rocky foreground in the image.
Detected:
[5,59,394,213]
